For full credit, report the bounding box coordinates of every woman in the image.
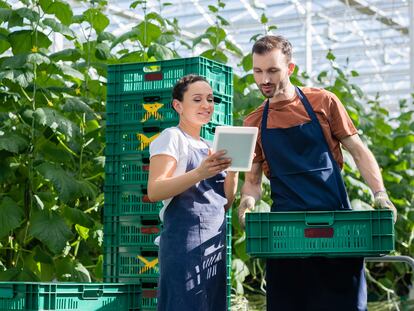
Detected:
[148,74,238,311]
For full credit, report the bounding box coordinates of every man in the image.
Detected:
[238,35,397,311]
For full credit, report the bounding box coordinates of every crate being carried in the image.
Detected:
[0,282,141,311]
[246,209,394,258]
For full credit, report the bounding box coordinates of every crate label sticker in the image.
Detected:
[136,133,160,150]
[137,255,159,274]
[304,228,334,238]
[141,102,164,122]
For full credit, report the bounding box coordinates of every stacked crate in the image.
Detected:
[104,57,233,310]
[0,283,142,311]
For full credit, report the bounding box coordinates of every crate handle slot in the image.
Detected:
[143,126,160,133]
[144,96,161,102]
[211,64,223,74]
[143,65,161,73]
[305,212,334,226]
[0,285,14,298]
[82,289,103,300]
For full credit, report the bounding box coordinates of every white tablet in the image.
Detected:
[212,126,258,172]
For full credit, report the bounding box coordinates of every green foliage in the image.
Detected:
[0,0,180,282]
[0,1,412,305]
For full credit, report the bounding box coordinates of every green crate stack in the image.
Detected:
[104,57,233,310]
[0,282,141,311]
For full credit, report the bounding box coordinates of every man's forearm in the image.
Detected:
[341,135,385,195]
[351,145,384,194]
[240,183,262,202]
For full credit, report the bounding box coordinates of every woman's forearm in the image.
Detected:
[148,168,203,202]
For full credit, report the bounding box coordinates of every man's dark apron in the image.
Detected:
[157,131,227,311]
[261,87,367,311]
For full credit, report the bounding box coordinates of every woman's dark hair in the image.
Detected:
[252,35,293,62]
[172,74,209,101]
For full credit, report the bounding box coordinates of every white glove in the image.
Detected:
[238,195,255,230]
[374,190,397,223]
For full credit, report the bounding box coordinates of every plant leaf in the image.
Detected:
[224,39,243,56]
[55,258,91,281]
[62,206,94,228]
[134,21,162,47]
[15,7,40,23]
[49,48,81,62]
[61,97,94,114]
[29,209,73,254]
[33,107,79,138]
[146,12,166,27]
[95,42,111,60]
[241,53,252,71]
[37,162,97,203]
[0,8,11,22]
[0,268,40,281]
[0,197,24,238]
[8,29,52,54]
[0,132,28,153]
[54,63,84,81]
[97,31,115,43]
[147,43,174,60]
[40,0,73,25]
[208,5,218,13]
[0,27,10,54]
[42,17,75,39]
[83,8,109,34]
[33,245,54,264]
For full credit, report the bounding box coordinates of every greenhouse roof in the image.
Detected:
[13,0,414,110]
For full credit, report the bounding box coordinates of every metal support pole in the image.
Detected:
[410,0,414,95]
[305,0,312,86]
[365,255,414,271]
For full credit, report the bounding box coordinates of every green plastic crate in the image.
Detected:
[106,91,232,126]
[0,282,141,311]
[140,282,157,311]
[104,246,159,280]
[106,91,178,126]
[107,57,233,97]
[200,122,217,142]
[105,154,150,187]
[104,215,161,248]
[104,185,162,217]
[246,210,394,258]
[105,122,177,156]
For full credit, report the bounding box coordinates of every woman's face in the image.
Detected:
[174,81,214,126]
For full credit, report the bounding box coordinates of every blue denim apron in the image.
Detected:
[262,87,367,311]
[157,131,227,311]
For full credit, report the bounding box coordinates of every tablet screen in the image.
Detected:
[212,126,258,171]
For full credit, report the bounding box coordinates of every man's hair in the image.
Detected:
[172,74,209,101]
[252,35,293,61]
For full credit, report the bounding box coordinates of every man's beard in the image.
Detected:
[260,80,288,99]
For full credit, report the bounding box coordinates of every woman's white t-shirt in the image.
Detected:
[149,126,211,221]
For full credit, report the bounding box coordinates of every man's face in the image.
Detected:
[252,49,294,98]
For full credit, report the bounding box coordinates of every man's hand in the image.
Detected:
[374,190,397,223]
[238,195,255,230]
